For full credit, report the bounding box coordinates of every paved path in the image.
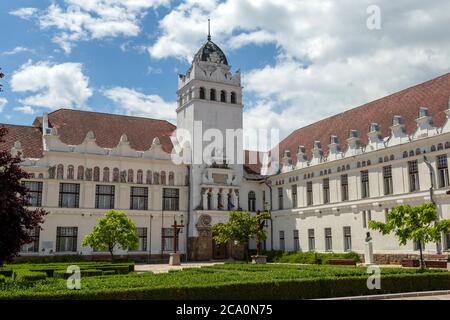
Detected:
[134,261,224,273]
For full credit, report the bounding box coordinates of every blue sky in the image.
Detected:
[1,1,450,149]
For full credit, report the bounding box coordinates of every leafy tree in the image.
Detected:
[0,127,47,266]
[369,203,450,269]
[213,210,270,261]
[82,210,139,260]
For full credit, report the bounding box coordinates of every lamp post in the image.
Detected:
[423,155,442,254]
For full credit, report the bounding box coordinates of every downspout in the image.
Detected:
[423,155,441,254]
[185,164,191,262]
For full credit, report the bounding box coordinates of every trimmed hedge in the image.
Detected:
[249,250,361,264]
[14,270,47,282]
[0,270,13,278]
[2,272,450,300]
[54,269,103,279]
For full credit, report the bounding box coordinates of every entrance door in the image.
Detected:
[212,239,228,260]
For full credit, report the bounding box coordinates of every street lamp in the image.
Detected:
[423,155,441,254]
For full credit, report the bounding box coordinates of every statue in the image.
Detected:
[364,231,374,265]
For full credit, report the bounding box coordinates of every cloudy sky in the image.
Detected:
[1,0,450,150]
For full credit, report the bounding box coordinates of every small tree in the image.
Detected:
[369,203,450,269]
[213,210,270,261]
[82,210,139,260]
[0,127,47,266]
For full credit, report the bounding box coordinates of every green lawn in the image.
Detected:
[0,262,449,299]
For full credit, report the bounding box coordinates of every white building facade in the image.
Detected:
[3,37,450,263]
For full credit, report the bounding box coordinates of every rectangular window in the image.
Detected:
[262,190,266,210]
[279,230,285,251]
[278,187,283,210]
[308,229,315,251]
[306,181,313,206]
[341,174,349,201]
[22,181,43,207]
[59,183,80,208]
[445,233,450,250]
[130,187,148,210]
[383,166,393,195]
[325,228,332,252]
[21,227,40,253]
[95,185,115,209]
[162,228,177,251]
[362,210,372,228]
[56,227,78,252]
[292,185,298,208]
[437,155,449,188]
[323,178,330,204]
[413,240,425,251]
[361,170,370,198]
[293,230,300,251]
[408,160,420,192]
[163,188,179,211]
[136,227,147,251]
[343,226,352,251]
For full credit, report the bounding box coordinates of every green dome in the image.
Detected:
[192,39,228,65]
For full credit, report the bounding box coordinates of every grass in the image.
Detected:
[0,262,448,299]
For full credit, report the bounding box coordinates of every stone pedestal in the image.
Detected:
[364,241,374,265]
[169,252,181,266]
[251,255,267,264]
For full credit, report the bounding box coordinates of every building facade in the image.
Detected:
[2,37,450,263]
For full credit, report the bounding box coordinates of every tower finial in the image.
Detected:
[207,19,211,41]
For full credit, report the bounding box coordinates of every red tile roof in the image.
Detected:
[47,109,176,153]
[277,72,450,168]
[244,150,263,174]
[0,124,43,158]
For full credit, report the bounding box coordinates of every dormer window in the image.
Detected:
[230,92,236,104]
[220,90,226,102]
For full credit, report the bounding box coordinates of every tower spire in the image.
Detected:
[207,19,211,41]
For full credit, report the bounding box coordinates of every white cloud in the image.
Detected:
[103,86,176,122]
[13,106,35,115]
[14,0,170,53]
[10,60,93,110]
[2,46,36,56]
[0,98,7,113]
[149,0,450,145]
[9,7,38,20]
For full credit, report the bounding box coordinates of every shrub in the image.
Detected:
[252,250,361,264]
[102,270,116,276]
[0,269,13,278]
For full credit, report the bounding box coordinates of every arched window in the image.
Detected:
[199,87,205,99]
[38,173,44,179]
[146,170,152,184]
[438,143,444,150]
[169,171,175,186]
[390,154,395,161]
[362,161,366,167]
[103,167,110,182]
[210,89,216,101]
[93,167,100,181]
[113,168,120,182]
[230,92,236,104]
[446,142,450,149]
[153,172,160,185]
[220,90,226,102]
[77,166,84,180]
[409,150,415,157]
[415,148,421,155]
[431,145,436,152]
[128,169,134,183]
[367,160,371,166]
[337,167,341,172]
[384,156,389,162]
[346,164,350,170]
[137,170,143,184]
[248,191,256,212]
[403,151,408,158]
[57,164,64,180]
[67,165,74,180]
[161,171,166,185]
[357,162,361,168]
